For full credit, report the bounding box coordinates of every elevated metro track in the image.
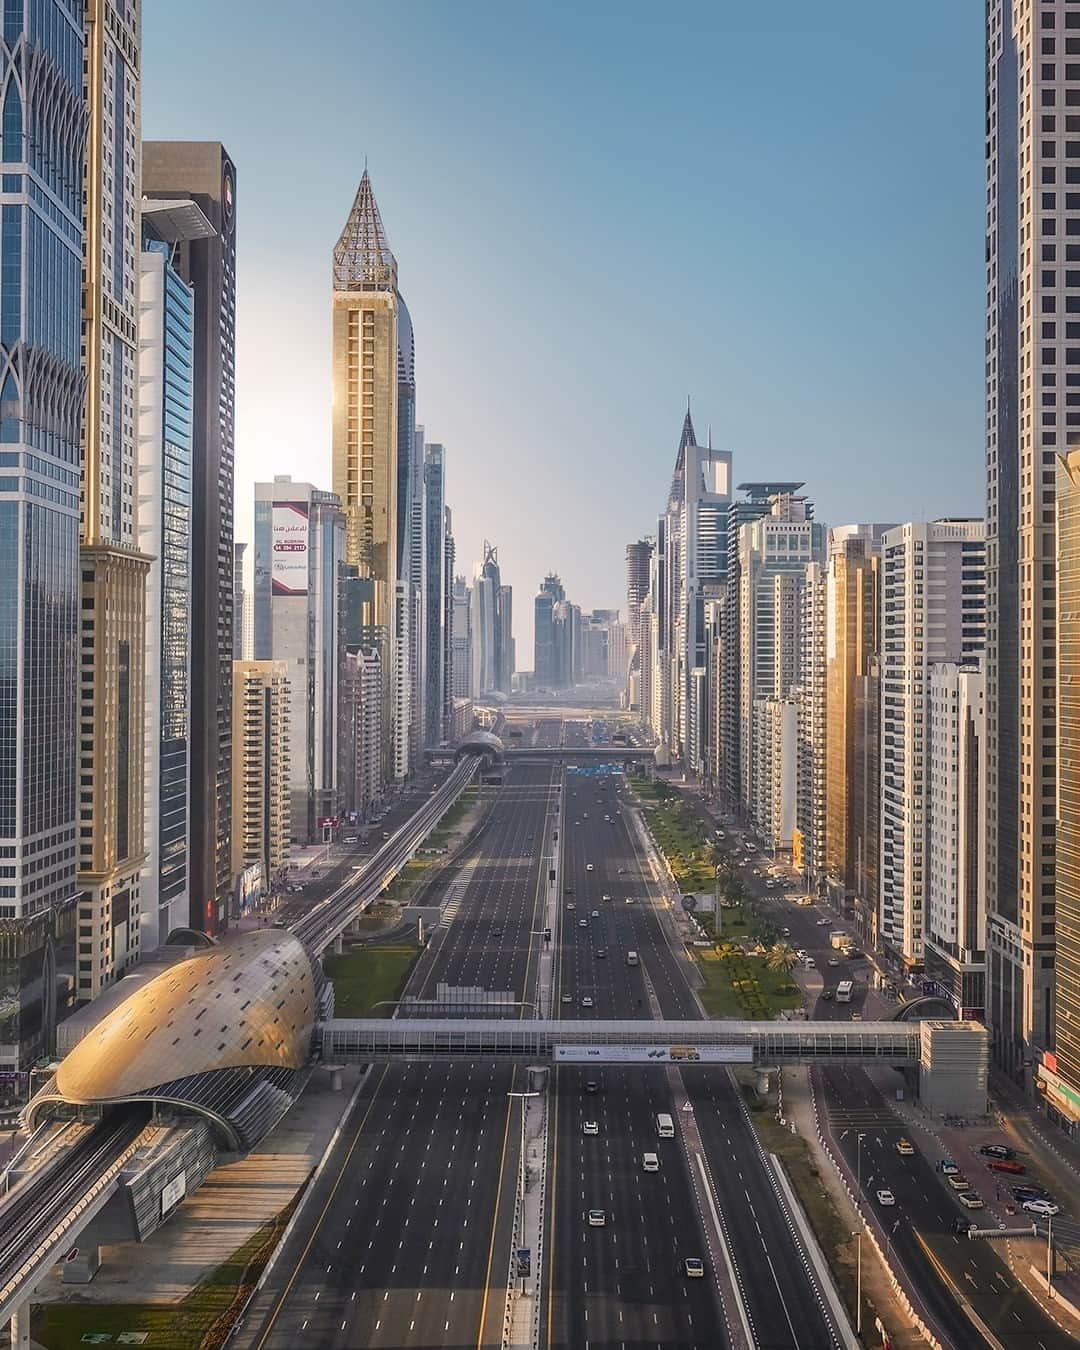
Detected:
[292,754,480,952]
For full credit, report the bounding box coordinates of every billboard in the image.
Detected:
[271,502,309,595]
[553,1044,752,1065]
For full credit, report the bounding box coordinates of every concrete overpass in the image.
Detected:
[502,745,654,760]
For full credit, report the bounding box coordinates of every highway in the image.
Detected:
[691,799,1077,1349]
[238,758,557,1350]
[545,728,841,1350]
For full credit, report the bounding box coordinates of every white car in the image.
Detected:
[586,863,594,872]
[1023,1199,1060,1217]
[817,918,831,927]
[602,893,611,902]
[581,996,594,1008]
[587,1209,606,1227]
[579,919,587,928]
[591,909,600,918]
[684,1257,704,1278]
[876,1189,896,1207]
[583,1120,599,1136]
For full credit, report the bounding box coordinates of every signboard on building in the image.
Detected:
[554,1044,752,1065]
[161,1171,186,1217]
[236,862,263,913]
[271,502,309,596]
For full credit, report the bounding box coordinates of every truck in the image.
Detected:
[830,931,849,950]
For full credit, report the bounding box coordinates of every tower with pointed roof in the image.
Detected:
[332,170,403,781]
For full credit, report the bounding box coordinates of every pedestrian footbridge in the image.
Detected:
[319,1017,926,1066]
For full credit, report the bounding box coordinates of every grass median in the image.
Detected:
[324,942,423,1017]
[695,944,802,1019]
[32,1202,295,1350]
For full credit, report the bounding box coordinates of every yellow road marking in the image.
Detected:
[254,1065,390,1350]
[476,1066,516,1348]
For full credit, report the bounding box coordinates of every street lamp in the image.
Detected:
[508,1089,540,1248]
[857,1132,866,1192]
[852,1228,862,1335]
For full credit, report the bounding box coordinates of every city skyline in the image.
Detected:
[141,1,985,661]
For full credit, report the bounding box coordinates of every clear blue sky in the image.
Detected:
[143,0,985,666]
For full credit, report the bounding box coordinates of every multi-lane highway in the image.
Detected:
[545,737,841,1350]
[238,759,556,1350]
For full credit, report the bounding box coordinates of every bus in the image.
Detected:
[656,1113,675,1138]
[836,980,854,1004]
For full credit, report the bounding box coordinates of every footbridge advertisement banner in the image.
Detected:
[553,1043,752,1064]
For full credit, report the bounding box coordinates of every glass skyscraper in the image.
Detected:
[0,0,85,1071]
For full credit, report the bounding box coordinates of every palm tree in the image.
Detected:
[765,942,798,975]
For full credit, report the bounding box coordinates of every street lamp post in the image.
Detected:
[508,1089,540,1257]
[857,1132,866,1192]
[853,1228,862,1335]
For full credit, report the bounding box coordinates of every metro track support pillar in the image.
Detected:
[9,1297,30,1350]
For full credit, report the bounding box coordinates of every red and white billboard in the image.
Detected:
[272,502,309,595]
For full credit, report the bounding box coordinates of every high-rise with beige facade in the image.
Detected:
[985,1,1064,1086]
[332,172,400,783]
[231,662,291,899]
[823,527,890,909]
[78,0,150,1000]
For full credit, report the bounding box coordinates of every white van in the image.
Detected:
[656,1113,675,1138]
[643,1152,660,1172]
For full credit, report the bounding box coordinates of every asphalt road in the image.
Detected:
[239,758,556,1350]
[545,745,840,1350]
[680,793,1077,1349]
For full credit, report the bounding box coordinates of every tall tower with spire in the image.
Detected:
[332,171,402,780]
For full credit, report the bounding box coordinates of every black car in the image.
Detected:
[584,1080,599,1094]
[1011,1185,1050,1201]
[952,1217,976,1235]
[979,1144,1015,1160]
[821,989,834,1002]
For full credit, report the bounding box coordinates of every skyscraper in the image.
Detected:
[231,661,290,899]
[878,520,986,968]
[534,573,565,686]
[254,477,345,843]
[442,507,455,742]
[626,540,652,655]
[138,198,207,951]
[79,0,149,1001]
[985,2,1061,1083]
[1052,448,1080,1126]
[331,171,400,782]
[0,1,84,1067]
[143,142,237,935]
[423,444,446,746]
[451,576,473,701]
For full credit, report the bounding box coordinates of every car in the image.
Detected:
[817,918,831,926]
[643,1152,660,1172]
[947,1174,971,1191]
[583,813,589,820]
[617,867,625,875]
[876,1189,896,1207]
[851,1012,862,1020]
[587,1209,606,1227]
[1011,1185,1050,1202]
[579,919,588,928]
[591,909,600,918]
[583,1121,599,1136]
[561,993,572,1004]
[979,1144,1015,1160]
[986,1158,1025,1174]
[564,886,575,895]
[581,996,594,1008]
[957,1191,985,1209]
[895,1138,915,1156]
[940,1160,961,1175]
[953,1217,977,1233]
[781,927,791,936]
[586,863,594,872]
[595,948,607,958]
[567,902,576,911]
[821,989,834,1001]
[584,1081,598,1094]
[602,893,611,902]
[828,958,840,967]
[804,958,817,970]
[684,1257,705,1278]
[1023,1199,1060,1217]
[574,820,581,826]
[492,928,503,938]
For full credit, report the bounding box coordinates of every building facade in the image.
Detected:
[985,1,1063,1085]
[451,576,473,701]
[0,0,85,1067]
[1054,448,1080,1127]
[138,202,206,952]
[230,661,290,901]
[422,443,445,746]
[340,646,382,819]
[878,520,986,968]
[254,477,345,844]
[926,662,987,1017]
[143,141,237,935]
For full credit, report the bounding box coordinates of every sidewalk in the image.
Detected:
[782,1067,934,1350]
